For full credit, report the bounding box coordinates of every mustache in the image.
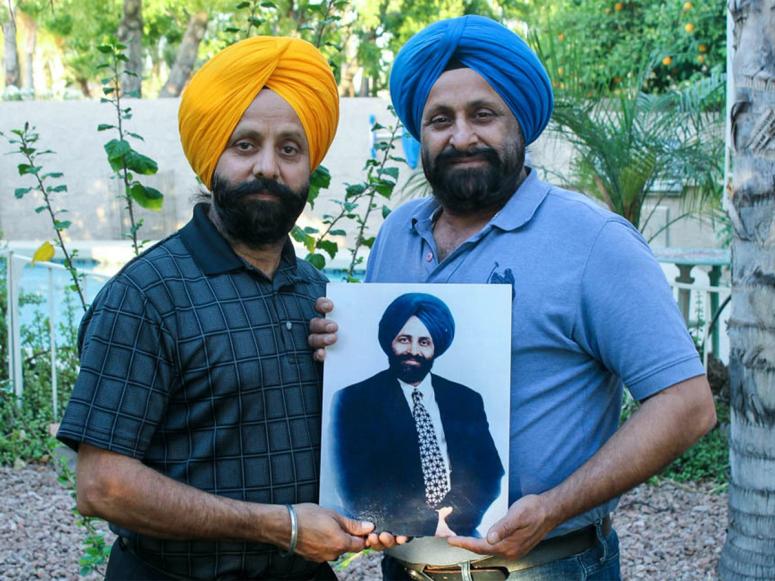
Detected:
[433,146,500,167]
[213,176,304,201]
[397,354,431,364]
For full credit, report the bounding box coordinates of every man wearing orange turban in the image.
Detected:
[57,37,373,581]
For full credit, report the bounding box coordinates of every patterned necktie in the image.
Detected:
[411,388,450,507]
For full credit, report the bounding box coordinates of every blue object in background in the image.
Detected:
[369,114,377,158]
[402,129,420,169]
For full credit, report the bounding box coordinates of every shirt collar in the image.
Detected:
[398,373,434,399]
[410,167,551,235]
[179,202,299,280]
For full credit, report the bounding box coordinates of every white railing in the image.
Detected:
[666,278,731,369]
[2,249,109,417]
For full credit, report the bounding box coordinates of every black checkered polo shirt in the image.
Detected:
[57,203,328,580]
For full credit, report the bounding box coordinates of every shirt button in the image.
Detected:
[285,321,292,330]
[425,252,433,262]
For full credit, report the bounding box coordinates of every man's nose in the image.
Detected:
[409,340,421,355]
[251,148,280,180]
[449,120,478,150]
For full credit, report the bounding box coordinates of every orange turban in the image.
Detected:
[178,36,339,190]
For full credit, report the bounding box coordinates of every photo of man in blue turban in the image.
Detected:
[331,293,504,538]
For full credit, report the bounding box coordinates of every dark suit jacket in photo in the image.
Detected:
[331,369,505,536]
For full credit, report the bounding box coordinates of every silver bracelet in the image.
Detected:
[281,504,298,557]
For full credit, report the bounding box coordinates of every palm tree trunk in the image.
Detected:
[158,10,208,98]
[117,0,143,97]
[718,0,775,579]
[3,1,21,88]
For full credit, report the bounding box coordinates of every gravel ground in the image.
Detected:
[0,463,727,580]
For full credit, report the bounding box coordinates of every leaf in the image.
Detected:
[260,1,277,7]
[236,0,251,7]
[124,150,158,175]
[54,219,72,230]
[42,172,63,179]
[345,183,366,197]
[381,166,399,180]
[125,131,144,141]
[17,163,41,176]
[329,229,346,237]
[97,124,115,131]
[129,183,164,210]
[374,182,395,198]
[362,236,375,249]
[308,165,331,208]
[316,239,338,259]
[291,225,310,244]
[104,139,131,170]
[96,44,113,54]
[382,205,391,219]
[34,205,46,213]
[47,184,68,193]
[14,187,32,199]
[32,241,55,263]
[305,253,326,270]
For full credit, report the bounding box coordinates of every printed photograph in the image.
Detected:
[320,283,512,538]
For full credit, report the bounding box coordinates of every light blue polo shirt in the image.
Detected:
[366,169,704,537]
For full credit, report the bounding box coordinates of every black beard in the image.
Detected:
[422,143,525,213]
[210,175,309,247]
[388,353,434,384]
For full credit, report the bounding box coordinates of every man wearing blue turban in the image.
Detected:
[331,293,504,539]
[311,13,716,581]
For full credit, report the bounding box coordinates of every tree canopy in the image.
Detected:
[1,0,727,99]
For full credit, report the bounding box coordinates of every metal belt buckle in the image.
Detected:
[420,562,508,581]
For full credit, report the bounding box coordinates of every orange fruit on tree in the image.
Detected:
[684,22,695,33]
[615,2,624,11]
[662,55,673,66]
[698,44,708,53]
[683,1,693,10]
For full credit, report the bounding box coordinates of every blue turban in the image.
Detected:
[389,15,553,145]
[378,293,456,358]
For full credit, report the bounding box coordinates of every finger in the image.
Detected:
[486,502,530,544]
[313,348,327,363]
[308,332,337,349]
[345,534,367,554]
[486,515,520,545]
[395,535,410,545]
[446,536,495,555]
[365,532,384,550]
[314,297,334,315]
[338,515,375,537]
[309,316,337,333]
[378,531,398,548]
